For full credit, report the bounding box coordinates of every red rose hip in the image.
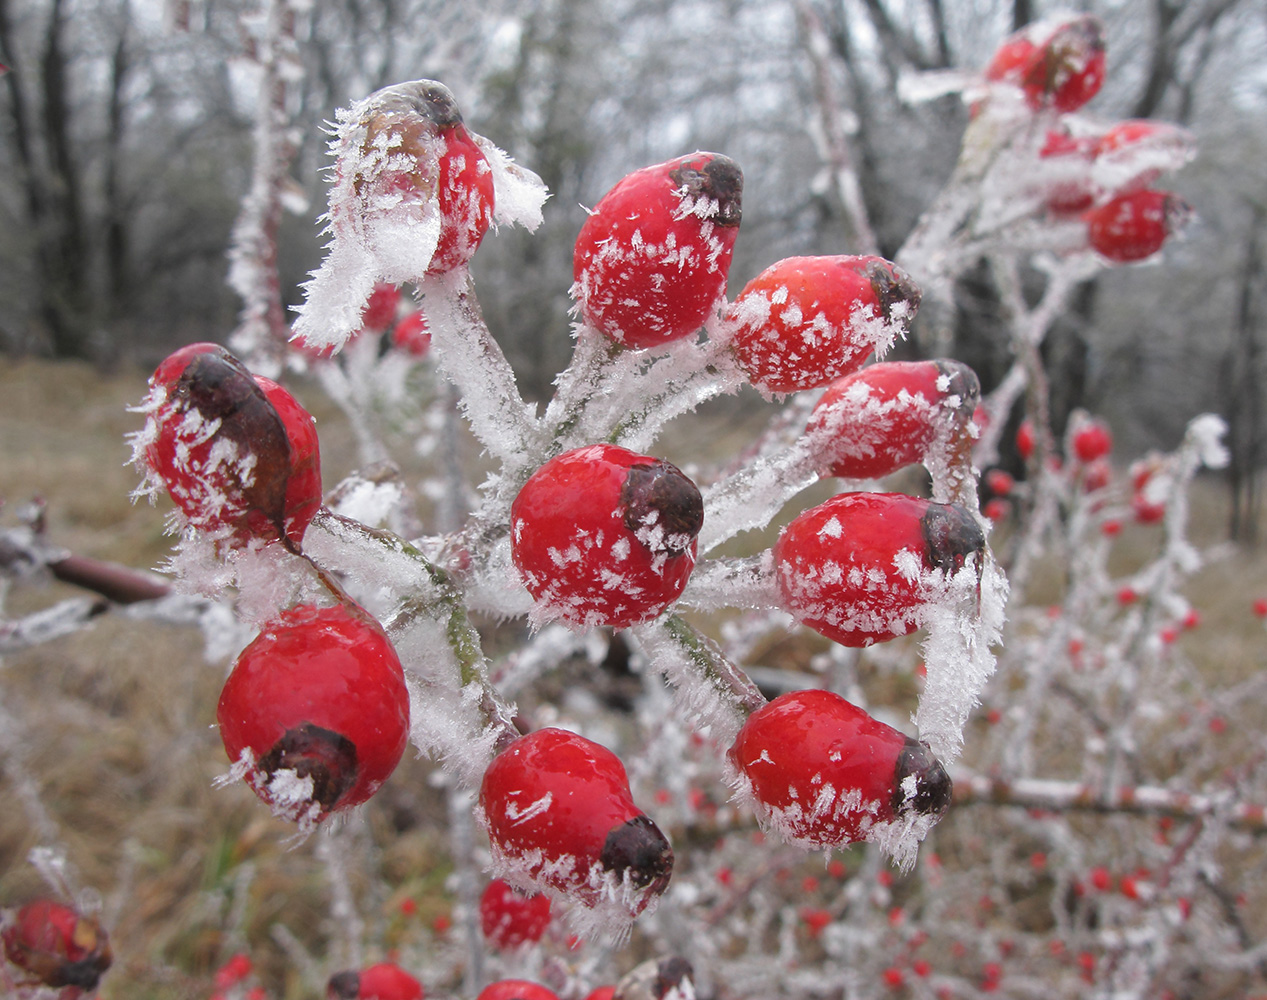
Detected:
[327,962,424,1000]
[730,255,920,394]
[1086,189,1190,263]
[479,728,673,916]
[728,689,951,851]
[479,879,552,950]
[807,359,980,480]
[2,899,112,994]
[137,343,322,550]
[774,492,985,647]
[511,444,704,629]
[985,15,1106,113]
[217,602,410,826]
[573,152,743,348]
[476,982,560,1000]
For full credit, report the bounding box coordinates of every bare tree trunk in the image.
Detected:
[1226,202,1264,545]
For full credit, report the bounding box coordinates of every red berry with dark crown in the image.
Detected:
[1086,188,1190,263]
[730,255,920,394]
[511,444,704,629]
[354,80,495,274]
[327,961,424,1000]
[807,359,979,480]
[2,899,113,995]
[217,602,410,826]
[985,15,1106,113]
[774,492,985,647]
[728,689,952,851]
[479,879,552,950]
[479,728,673,915]
[573,151,743,348]
[138,343,322,551]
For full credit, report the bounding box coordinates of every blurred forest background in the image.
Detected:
[1,0,1264,535]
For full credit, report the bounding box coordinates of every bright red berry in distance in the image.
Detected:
[2,899,113,994]
[985,16,1106,113]
[138,343,322,551]
[1016,418,1036,460]
[730,255,920,394]
[476,981,560,1000]
[511,444,704,629]
[573,152,742,348]
[355,80,495,274]
[217,602,410,826]
[1086,189,1190,263]
[479,879,552,950]
[479,728,673,913]
[774,492,986,647]
[1071,417,1112,463]
[806,359,979,479]
[214,953,253,990]
[327,962,424,1000]
[391,309,431,356]
[728,690,952,851]
[984,469,1014,496]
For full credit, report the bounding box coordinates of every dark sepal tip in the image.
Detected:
[259,722,359,813]
[892,738,953,820]
[921,502,986,575]
[621,460,704,555]
[327,970,360,1000]
[933,359,981,413]
[600,814,674,895]
[670,154,743,227]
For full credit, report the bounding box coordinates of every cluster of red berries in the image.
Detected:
[984,15,1191,263]
[297,282,431,361]
[2,899,112,998]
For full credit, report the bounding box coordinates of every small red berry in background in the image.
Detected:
[475,979,560,1000]
[478,879,552,950]
[511,444,703,629]
[806,359,979,480]
[327,962,424,1000]
[1090,866,1112,892]
[730,255,920,394]
[214,953,253,990]
[1116,586,1138,605]
[729,690,951,851]
[1101,518,1122,537]
[1015,418,1035,460]
[361,282,402,332]
[1,899,112,995]
[774,492,984,647]
[583,988,616,1000]
[1086,188,1191,263]
[391,310,431,357]
[882,967,905,988]
[573,152,742,348]
[479,728,673,913]
[983,498,1009,522]
[800,908,832,937]
[985,15,1106,112]
[217,602,410,825]
[1071,416,1112,463]
[138,343,323,551]
[355,81,495,275]
[984,468,1014,496]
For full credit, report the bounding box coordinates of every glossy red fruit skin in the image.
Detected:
[573,152,742,348]
[511,444,704,629]
[217,603,410,824]
[774,492,985,647]
[478,728,673,911]
[985,16,1106,113]
[356,81,494,275]
[728,690,951,850]
[1016,418,1036,460]
[2,899,112,994]
[327,962,424,1000]
[730,255,920,394]
[391,310,431,356]
[479,879,552,949]
[476,981,560,1000]
[142,343,322,550]
[807,360,979,480]
[1086,189,1189,263]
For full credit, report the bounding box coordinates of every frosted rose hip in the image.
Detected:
[728,689,951,851]
[730,255,920,394]
[479,728,673,915]
[573,152,742,348]
[511,444,703,629]
[2,899,112,993]
[774,492,985,647]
